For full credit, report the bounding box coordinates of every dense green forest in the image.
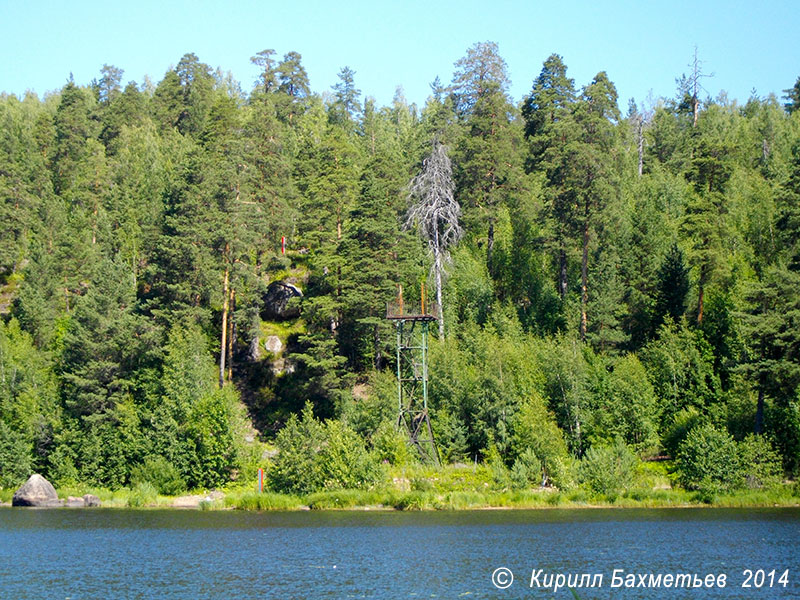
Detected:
[1,43,799,497]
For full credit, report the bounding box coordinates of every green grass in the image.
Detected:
[5,470,797,512]
[260,319,307,344]
[224,490,304,510]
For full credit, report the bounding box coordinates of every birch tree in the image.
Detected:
[406,140,463,336]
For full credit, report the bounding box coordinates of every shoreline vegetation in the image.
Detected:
[1,46,799,511]
[2,486,799,512]
[3,463,798,511]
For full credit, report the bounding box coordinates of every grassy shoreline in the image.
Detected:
[2,485,799,511]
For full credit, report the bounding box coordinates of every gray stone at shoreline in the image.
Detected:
[12,474,61,507]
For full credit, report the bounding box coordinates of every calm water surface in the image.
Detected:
[0,507,798,599]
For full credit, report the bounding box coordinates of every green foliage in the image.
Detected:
[766,396,800,475]
[589,354,660,454]
[676,424,741,493]
[371,421,412,466]
[130,456,186,496]
[737,434,782,489]
[0,50,798,493]
[269,404,381,494]
[640,321,720,427]
[127,481,158,507]
[0,420,31,488]
[662,407,702,457]
[578,440,638,495]
[509,448,542,490]
[185,387,243,489]
[510,392,571,487]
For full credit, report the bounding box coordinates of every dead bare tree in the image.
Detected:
[678,46,714,128]
[406,139,463,337]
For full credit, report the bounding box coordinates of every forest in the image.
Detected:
[1,42,799,500]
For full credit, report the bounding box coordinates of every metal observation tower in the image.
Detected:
[386,285,441,466]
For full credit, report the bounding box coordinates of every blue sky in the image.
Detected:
[1,0,798,109]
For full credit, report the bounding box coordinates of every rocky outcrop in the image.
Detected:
[12,474,61,507]
[264,335,283,354]
[261,281,302,320]
[65,494,101,507]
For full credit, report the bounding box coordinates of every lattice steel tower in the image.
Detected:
[386,286,440,465]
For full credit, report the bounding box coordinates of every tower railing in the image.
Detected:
[386,296,440,466]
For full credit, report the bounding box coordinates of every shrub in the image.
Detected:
[130,456,186,496]
[371,421,412,466]
[578,440,638,495]
[484,441,511,490]
[269,403,382,494]
[738,435,782,489]
[662,407,702,458]
[316,420,383,490]
[676,424,740,492]
[510,392,571,486]
[127,481,158,507]
[509,448,542,490]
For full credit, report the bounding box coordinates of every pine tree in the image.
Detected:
[451,42,525,272]
[522,54,577,300]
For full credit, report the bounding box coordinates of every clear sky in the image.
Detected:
[1,0,798,110]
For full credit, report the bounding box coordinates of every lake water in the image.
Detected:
[0,507,798,599]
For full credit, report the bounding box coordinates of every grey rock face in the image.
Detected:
[83,494,101,507]
[12,474,61,507]
[261,281,302,320]
[264,335,283,354]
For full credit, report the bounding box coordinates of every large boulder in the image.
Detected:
[264,335,283,354]
[12,474,62,507]
[83,494,101,507]
[261,281,302,320]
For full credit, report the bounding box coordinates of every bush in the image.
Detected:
[509,448,542,490]
[676,424,740,492]
[127,481,158,507]
[738,435,782,489]
[484,441,511,490]
[662,407,702,458]
[510,392,571,486]
[185,387,241,489]
[578,440,638,495]
[371,421,412,466]
[130,456,186,496]
[269,403,382,494]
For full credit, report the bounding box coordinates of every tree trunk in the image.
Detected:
[580,220,589,342]
[373,324,382,370]
[227,288,236,382]
[486,218,495,273]
[434,243,444,338]
[697,282,705,325]
[755,377,765,434]
[559,247,568,299]
[219,259,229,389]
[558,246,567,300]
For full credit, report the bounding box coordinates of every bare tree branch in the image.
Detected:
[405,140,463,337]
